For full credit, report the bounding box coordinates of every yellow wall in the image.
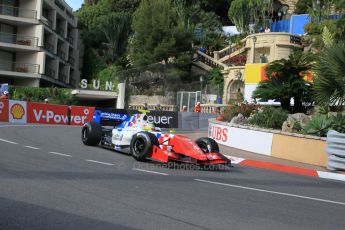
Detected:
[244,64,267,84]
[271,134,327,167]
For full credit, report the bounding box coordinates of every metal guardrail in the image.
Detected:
[326,130,345,171]
[0,32,38,47]
[0,61,40,74]
[0,4,37,19]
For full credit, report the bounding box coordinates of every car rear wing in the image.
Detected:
[92,108,130,127]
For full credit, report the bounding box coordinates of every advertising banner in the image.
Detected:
[144,111,179,129]
[70,106,95,126]
[27,102,69,125]
[9,100,27,124]
[209,122,273,155]
[0,99,9,122]
[92,108,179,128]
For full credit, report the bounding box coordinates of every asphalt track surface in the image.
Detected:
[0,124,344,230]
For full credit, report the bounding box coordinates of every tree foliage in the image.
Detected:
[313,41,345,109]
[253,50,314,112]
[129,0,192,66]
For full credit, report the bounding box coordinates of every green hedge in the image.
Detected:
[9,87,77,105]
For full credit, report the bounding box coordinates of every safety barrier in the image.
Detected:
[326,130,345,171]
[0,99,94,126]
[0,99,215,130]
[209,119,328,167]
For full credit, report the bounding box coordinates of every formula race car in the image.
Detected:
[81,113,230,166]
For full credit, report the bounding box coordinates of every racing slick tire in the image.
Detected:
[130,132,159,161]
[195,137,219,153]
[82,122,102,146]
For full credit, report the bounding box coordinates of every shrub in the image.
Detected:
[10,87,77,105]
[302,114,332,137]
[248,106,288,129]
[304,22,320,35]
[330,114,345,133]
[221,103,258,122]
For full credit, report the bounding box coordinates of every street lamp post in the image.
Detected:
[235,71,243,92]
[252,36,257,63]
[200,75,204,103]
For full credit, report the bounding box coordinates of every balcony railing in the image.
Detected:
[56,27,65,37]
[67,35,73,44]
[41,15,52,28]
[0,32,38,47]
[44,41,55,53]
[45,67,55,78]
[0,5,37,19]
[57,50,65,60]
[0,61,40,74]
[68,55,75,65]
[58,73,67,83]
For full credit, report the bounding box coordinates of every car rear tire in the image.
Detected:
[82,122,102,146]
[130,132,159,161]
[195,137,219,153]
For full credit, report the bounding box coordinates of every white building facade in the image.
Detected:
[0,0,81,88]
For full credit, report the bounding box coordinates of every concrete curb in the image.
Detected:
[226,155,345,183]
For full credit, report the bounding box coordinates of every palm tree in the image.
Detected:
[252,50,314,112]
[313,41,345,110]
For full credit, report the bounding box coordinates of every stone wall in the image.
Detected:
[129,95,175,106]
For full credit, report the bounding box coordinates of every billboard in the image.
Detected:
[70,106,95,126]
[9,100,27,124]
[0,99,9,122]
[27,102,69,125]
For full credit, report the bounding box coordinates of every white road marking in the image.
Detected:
[24,145,40,150]
[0,138,18,144]
[133,168,169,176]
[195,179,345,206]
[49,152,72,157]
[86,160,114,166]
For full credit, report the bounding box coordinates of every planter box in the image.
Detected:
[272,134,327,167]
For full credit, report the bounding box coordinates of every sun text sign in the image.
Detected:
[80,79,116,91]
[0,99,9,122]
[70,106,95,126]
[27,103,69,125]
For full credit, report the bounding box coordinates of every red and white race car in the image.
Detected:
[82,114,230,167]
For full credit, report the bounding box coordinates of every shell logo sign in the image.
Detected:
[10,103,25,119]
[9,100,27,124]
